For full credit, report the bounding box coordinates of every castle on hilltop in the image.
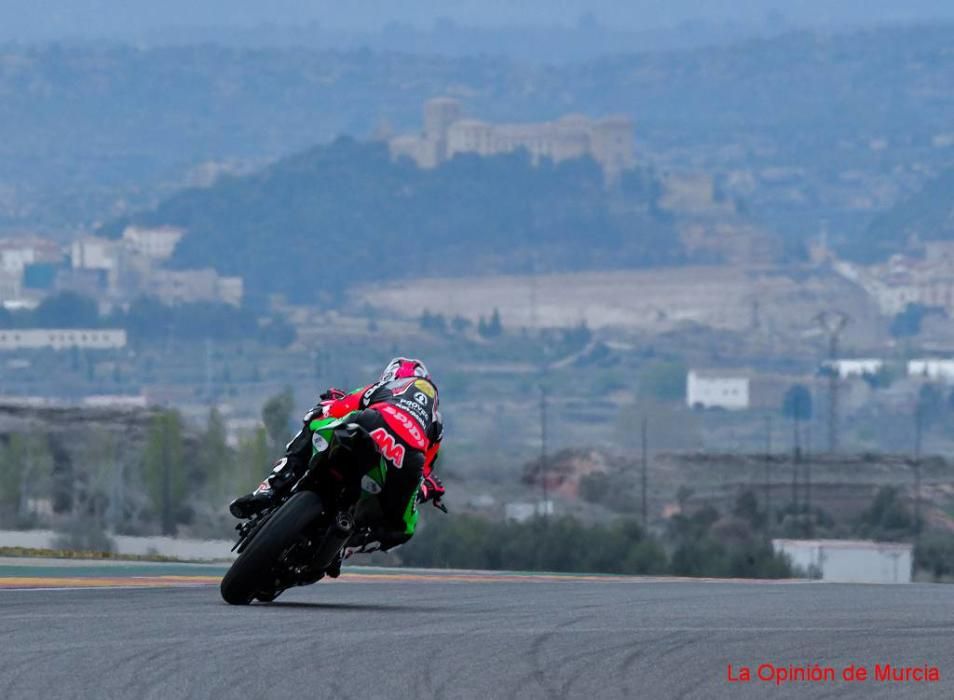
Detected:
[388,97,635,180]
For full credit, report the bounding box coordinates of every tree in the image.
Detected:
[889,303,938,339]
[917,383,946,428]
[916,534,954,581]
[732,489,765,530]
[478,309,503,338]
[197,407,231,501]
[419,310,447,334]
[262,388,295,454]
[141,410,187,535]
[234,427,270,495]
[0,433,53,523]
[564,321,592,350]
[76,428,124,528]
[450,315,472,334]
[782,384,813,421]
[32,292,100,328]
[487,308,503,336]
[856,486,913,540]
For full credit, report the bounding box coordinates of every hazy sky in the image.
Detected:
[1,0,953,41]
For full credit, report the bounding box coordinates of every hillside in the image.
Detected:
[104,138,679,303]
[4,25,954,239]
[860,167,954,261]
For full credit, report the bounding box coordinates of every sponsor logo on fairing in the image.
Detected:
[379,404,425,444]
[369,428,406,468]
[361,474,383,494]
[363,384,379,404]
[397,398,429,425]
[312,433,329,452]
[414,379,436,398]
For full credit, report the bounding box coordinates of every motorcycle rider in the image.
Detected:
[229,357,445,559]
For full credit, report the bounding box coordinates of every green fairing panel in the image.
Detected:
[307,410,416,533]
[308,414,349,433]
[402,477,422,535]
[365,459,386,488]
[307,413,353,457]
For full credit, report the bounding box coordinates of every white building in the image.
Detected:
[81,394,149,408]
[0,329,127,351]
[0,237,61,275]
[824,358,883,378]
[390,97,635,179]
[773,539,912,584]
[504,501,555,523]
[0,246,34,274]
[145,268,243,306]
[0,270,20,300]
[686,370,750,410]
[908,359,954,382]
[71,236,118,271]
[122,226,184,261]
[834,257,954,316]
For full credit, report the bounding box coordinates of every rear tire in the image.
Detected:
[220,491,324,605]
[254,589,283,603]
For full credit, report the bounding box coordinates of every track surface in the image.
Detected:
[0,567,951,699]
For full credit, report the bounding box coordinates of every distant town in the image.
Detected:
[2,94,954,463]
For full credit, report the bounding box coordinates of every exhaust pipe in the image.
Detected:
[312,510,354,572]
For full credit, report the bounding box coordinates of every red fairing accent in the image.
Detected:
[374,403,427,450]
[370,428,406,468]
[423,443,440,477]
[325,386,372,418]
[391,379,416,396]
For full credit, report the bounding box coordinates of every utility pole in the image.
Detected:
[805,424,813,537]
[540,383,548,518]
[641,417,648,529]
[764,415,772,536]
[538,309,550,519]
[161,416,172,536]
[815,310,850,453]
[792,402,800,517]
[914,403,923,546]
[204,338,213,403]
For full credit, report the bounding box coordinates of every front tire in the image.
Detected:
[220,491,324,605]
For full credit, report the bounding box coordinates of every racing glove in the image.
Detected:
[418,474,446,506]
[320,387,348,402]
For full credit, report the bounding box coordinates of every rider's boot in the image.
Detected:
[326,551,343,579]
[229,457,299,519]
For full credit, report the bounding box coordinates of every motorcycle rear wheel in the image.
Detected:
[220,491,324,605]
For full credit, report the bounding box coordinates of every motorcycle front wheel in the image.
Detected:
[220,491,324,605]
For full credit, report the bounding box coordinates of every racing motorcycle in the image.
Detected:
[220,413,445,605]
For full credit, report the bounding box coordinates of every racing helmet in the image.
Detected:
[380,357,432,383]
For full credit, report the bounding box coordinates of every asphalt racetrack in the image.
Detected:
[0,561,951,699]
